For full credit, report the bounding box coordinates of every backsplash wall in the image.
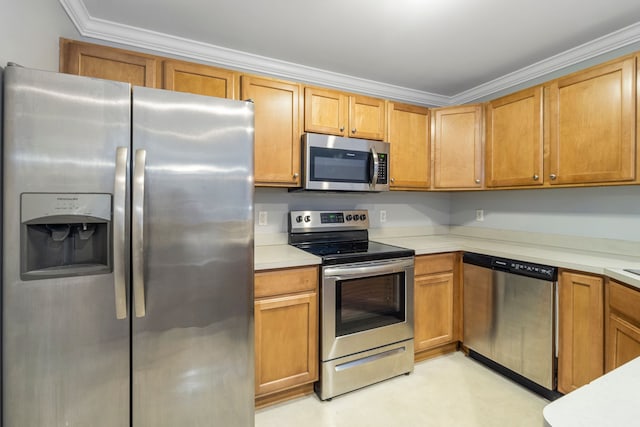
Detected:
[450,186,640,242]
[254,188,451,235]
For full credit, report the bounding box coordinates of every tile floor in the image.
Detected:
[255,352,549,427]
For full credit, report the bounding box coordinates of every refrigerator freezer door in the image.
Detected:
[2,67,131,426]
[131,87,255,426]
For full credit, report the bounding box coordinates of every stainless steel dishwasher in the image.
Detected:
[463,252,561,400]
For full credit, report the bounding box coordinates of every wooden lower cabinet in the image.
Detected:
[605,279,640,372]
[254,266,318,407]
[558,270,604,394]
[413,253,461,360]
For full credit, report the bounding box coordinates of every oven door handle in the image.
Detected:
[324,258,413,280]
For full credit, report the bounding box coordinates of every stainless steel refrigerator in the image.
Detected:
[1,65,255,426]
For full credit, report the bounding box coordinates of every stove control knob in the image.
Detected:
[304,215,311,223]
[346,214,353,221]
[360,214,367,221]
[295,215,303,223]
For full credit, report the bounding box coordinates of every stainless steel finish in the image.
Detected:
[318,339,414,400]
[533,174,540,180]
[550,173,557,180]
[322,257,414,361]
[624,269,640,276]
[475,178,481,184]
[289,209,369,233]
[3,66,131,426]
[370,146,379,189]
[132,148,146,318]
[302,132,390,192]
[114,147,129,319]
[463,262,556,389]
[21,192,112,223]
[131,87,254,426]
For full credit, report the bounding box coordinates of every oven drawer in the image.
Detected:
[255,266,318,298]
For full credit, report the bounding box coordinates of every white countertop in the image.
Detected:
[254,233,640,289]
[543,357,640,427]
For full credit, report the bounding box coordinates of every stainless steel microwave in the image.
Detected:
[302,133,390,192]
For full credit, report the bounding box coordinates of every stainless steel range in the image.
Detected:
[289,210,415,400]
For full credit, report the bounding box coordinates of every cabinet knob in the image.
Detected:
[351,128,356,134]
[390,178,395,183]
[475,179,481,184]
[533,174,539,181]
[293,173,299,178]
[550,174,557,180]
[339,126,345,132]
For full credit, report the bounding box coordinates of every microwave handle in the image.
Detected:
[370,146,379,187]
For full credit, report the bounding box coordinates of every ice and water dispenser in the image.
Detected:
[21,193,112,280]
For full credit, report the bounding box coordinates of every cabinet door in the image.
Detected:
[606,315,640,372]
[254,292,318,396]
[349,95,386,140]
[163,59,237,99]
[548,57,636,185]
[485,87,543,187]
[242,76,302,187]
[59,38,159,87]
[388,103,430,190]
[414,272,455,351]
[558,271,604,394]
[432,104,483,189]
[304,87,347,136]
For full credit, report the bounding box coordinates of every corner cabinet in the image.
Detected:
[605,279,640,373]
[304,87,386,140]
[241,75,302,187]
[414,253,461,360]
[558,270,604,394]
[485,86,544,188]
[254,266,318,407]
[431,104,484,189]
[387,102,431,190]
[162,59,238,99]
[547,56,636,185]
[59,38,160,87]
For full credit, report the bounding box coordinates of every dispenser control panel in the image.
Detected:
[21,193,111,223]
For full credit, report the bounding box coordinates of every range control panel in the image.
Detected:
[289,210,369,233]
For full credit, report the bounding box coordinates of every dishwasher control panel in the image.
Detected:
[465,252,557,281]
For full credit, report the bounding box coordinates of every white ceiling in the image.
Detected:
[62,0,640,106]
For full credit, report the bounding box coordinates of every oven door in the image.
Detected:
[321,257,414,361]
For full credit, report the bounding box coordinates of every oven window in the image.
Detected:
[310,147,371,183]
[335,272,405,336]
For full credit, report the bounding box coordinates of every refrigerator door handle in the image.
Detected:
[113,147,128,320]
[133,149,147,317]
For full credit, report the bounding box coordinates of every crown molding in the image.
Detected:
[60,0,640,107]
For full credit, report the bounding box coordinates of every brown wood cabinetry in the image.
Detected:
[558,270,604,394]
[432,104,483,189]
[485,87,543,187]
[304,87,386,140]
[59,38,160,87]
[162,59,238,98]
[605,279,640,373]
[547,56,636,185]
[241,75,302,187]
[413,253,461,360]
[387,102,430,190]
[254,266,318,407]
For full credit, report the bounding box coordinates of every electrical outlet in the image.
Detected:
[258,211,268,226]
[380,210,387,223]
[475,209,484,222]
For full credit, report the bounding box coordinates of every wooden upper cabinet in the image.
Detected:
[547,56,636,185]
[349,95,386,140]
[432,104,483,189]
[304,87,347,136]
[59,38,159,87]
[163,59,237,99]
[304,87,386,140]
[387,102,430,190]
[241,75,302,187]
[485,86,543,187]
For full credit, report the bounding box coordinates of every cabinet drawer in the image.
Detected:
[609,280,640,326]
[415,253,455,276]
[255,266,318,298]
